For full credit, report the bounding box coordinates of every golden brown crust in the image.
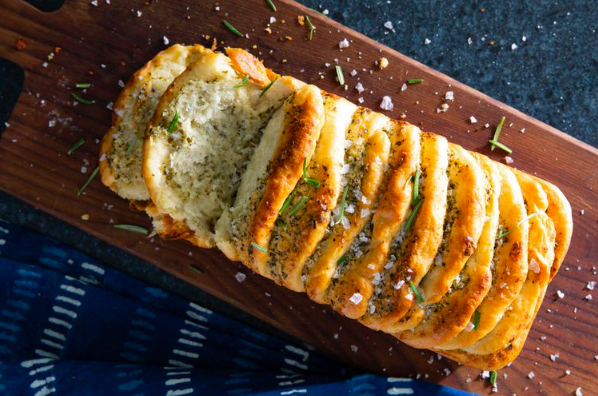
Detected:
[326,121,421,319]
[240,85,326,276]
[436,165,529,350]
[360,132,449,331]
[267,94,357,291]
[225,47,276,86]
[304,109,391,304]
[398,154,500,348]
[532,178,573,280]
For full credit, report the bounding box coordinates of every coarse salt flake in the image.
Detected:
[163,36,170,45]
[235,272,246,283]
[380,95,394,111]
[528,371,535,379]
[469,116,477,124]
[511,43,518,50]
[550,353,559,362]
[556,290,565,299]
[445,91,454,101]
[505,156,514,164]
[587,281,596,290]
[339,38,350,49]
[350,345,358,352]
[355,82,365,93]
[384,21,394,30]
[424,38,431,45]
[349,293,363,305]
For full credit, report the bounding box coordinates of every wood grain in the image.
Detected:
[0,0,597,394]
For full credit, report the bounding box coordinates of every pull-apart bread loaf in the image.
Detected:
[100,44,573,370]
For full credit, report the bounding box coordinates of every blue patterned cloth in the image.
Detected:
[0,219,475,395]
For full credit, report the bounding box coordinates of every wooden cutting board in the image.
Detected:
[1,0,597,394]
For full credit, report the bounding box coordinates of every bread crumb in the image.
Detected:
[81,214,90,221]
[379,57,389,69]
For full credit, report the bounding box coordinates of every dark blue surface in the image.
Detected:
[0,0,596,363]
[0,219,476,395]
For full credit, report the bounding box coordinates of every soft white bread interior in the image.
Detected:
[143,50,303,248]
[100,44,209,202]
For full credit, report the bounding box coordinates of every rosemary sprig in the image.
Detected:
[489,370,498,384]
[167,110,179,133]
[279,193,295,215]
[71,93,95,105]
[189,264,204,275]
[67,138,85,155]
[403,196,424,231]
[335,65,345,85]
[488,139,512,154]
[288,196,308,217]
[473,310,481,330]
[305,15,316,41]
[334,185,349,225]
[409,281,424,303]
[259,77,278,98]
[126,137,138,154]
[223,20,243,37]
[113,224,149,235]
[490,116,506,151]
[234,75,249,88]
[498,211,539,239]
[265,0,277,12]
[302,157,321,188]
[411,169,420,204]
[251,241,268,253]
[76,166,99,196]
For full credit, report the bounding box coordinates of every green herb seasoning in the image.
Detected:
[279,193,295,215]
[302,157,321,188]
[305,15,316,41]
[407,78,423,84]
[189,264,204,275]
[411,169,420,204]
[259,77,278,98]
[113,224,149,235]
[76,166,99,196]
[275,219,287,229]
[167,110,179,133]
[75,83,91,89]
[223,20,244,37]
[234,75,249,88]
[126,137,138,154]
[334,185,350,225]
[265,0,277,12]
[337,255,347,266]
[335,65,345,85]
[251,242,268,253]
[473,310,481,330]
[498,211,539,239]
[403,196,424,231]
[489,370,498,384]
[67,138,85,155]
[288,196,308,217]
[490,116,506,151]
[409,281,424,303]
[71,93,95,105]
[488,139,513,154]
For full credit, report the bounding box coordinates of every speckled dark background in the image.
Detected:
[0,0,596,336]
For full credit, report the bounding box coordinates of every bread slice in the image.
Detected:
[398,154,500,348]
[100,44,209,202]
[215,84,326,268]
[143,50,303,248]
[264,93,357,291]
[436,165,529,350]
[360,132,449,331]
[302,109,391,304]
[461,170,555,355]
[388,143,487,333]
[325,121,421,319]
